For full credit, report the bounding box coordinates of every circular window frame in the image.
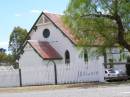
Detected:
[43,29,50,38]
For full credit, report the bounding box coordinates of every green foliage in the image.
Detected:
[0,51,16,67]
[6,54,16,64]
[0,52,7,62]
[9,26,28,55]
[108,59,114,68]
[8,26,27,68]
[64,0,130,54]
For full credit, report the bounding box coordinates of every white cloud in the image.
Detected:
[30,9,41,14]
[14,10,41,17]
[43,9,48,12]
[0,42,11,53]
[0,42,9,50]
[15,13,22,17]
[0,42,8,45]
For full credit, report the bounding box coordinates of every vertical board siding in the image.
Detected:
[0,58,104,87]
[21,58,105,86]
[57,64,99,84]
[0,70,19,87]
[21,65,55,86]
[56,57,104,84]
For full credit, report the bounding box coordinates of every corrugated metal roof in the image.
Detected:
[28,40,62,60]
[44,12,104,46]
[44,12,78,45]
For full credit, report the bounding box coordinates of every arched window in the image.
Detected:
[65,50,70,64]
[84,49,88,63]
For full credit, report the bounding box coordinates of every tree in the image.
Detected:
[0,48,6,63]
[0,51,17,67]
[0,52,7,63]
[8,26,27,68]
[9,26,28,55]
[0,48,6,53]
[6,54,18,68]
[64,0,130,53]
[0,48,10,65]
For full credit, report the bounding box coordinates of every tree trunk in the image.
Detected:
[116,15,130,52]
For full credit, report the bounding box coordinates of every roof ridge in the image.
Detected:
[43,11,63,15]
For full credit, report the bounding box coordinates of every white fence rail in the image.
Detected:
[21,66,55,86]
[57,58,104,83]
[0,70,19,87]
[20,57,105,86]
[0,58,105,87]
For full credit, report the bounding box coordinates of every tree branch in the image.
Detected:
[115,15,130,52]
[81,13,115,20]
[102,0,113,14]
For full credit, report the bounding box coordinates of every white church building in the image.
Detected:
[18,12,114,86]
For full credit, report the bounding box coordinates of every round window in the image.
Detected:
[43,29,50,38]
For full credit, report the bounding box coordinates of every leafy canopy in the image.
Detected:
[0,48,15,67]
[9,26,28,55]
[64,0,130,53]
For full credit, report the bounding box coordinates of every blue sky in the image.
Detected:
[0,0,69,51]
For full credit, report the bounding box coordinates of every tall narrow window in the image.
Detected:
[84,49,88,63]
[65,50,70,64]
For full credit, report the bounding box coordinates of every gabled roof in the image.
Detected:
[43,12,105,47]
[26,12,77,45]
[43,12,77,45]
[17,12,79,59]
[28,40,62,60]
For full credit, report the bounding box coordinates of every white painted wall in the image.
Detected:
[19,43,105,85]
[30,19,84,65]
[18,14,105,86]
[21,66,55,86]
[57,57,105,83]
[0,58,105,88]
[0,70,20,87]
[19,43,50,69]
[20,57,105,86]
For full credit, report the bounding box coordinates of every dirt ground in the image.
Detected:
[0,83,100,93]
[0,81,129,93]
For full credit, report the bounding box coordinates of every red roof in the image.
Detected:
[44,12,77,45]
[43,12,104,46]
[28,40,62,60]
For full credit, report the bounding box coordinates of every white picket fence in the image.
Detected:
[0,58,105,87]
[57,58,105,84]
[21,65,55,86]
[57,64,99,84]
[20,57,105,86]
[0,69,20,87]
